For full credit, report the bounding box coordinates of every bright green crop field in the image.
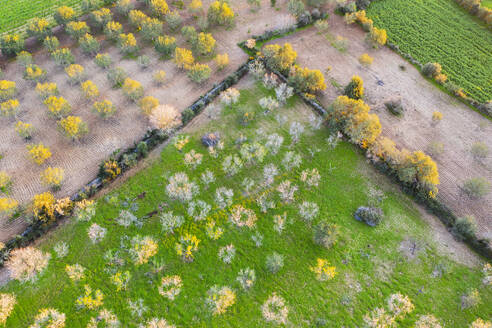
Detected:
[483,0,492,9]
[0,0,85,35]
[0,79,491,327]
[367,0,492,103]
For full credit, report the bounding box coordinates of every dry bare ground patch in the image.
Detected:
[0,0,294,241]
[267,13,492,239]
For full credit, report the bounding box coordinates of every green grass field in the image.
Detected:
[0,80,490,327]
[367,0,492,103]
[482,0,492,9]
[0,0,86,35]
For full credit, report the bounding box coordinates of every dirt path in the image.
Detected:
[268,14,492,240]
[0,0,294,242]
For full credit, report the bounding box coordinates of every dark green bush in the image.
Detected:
[354,206,383,226]
[107,67,127,88]
[451,215,477,241]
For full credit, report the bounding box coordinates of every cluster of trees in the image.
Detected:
[345,10,387,48]
[262,43,326,95]
[455,0,492,27]
[323,74,439,197]
[368,137,440,197]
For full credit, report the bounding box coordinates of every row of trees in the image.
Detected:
[344,10,387,48]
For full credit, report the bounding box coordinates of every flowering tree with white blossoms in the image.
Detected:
[222,155,243,176]
[218,244,236,264]
[258,96,279,112]
[7,247,51,283]
[187,200,211,221]
[277,180,298,203]
[160,211,184,234]
[215,187,233,209]
[149,104,181,132]
[200,169,215,188]
[183,149,203,169]
[275,83,293,104]
[257,192,276,213]
[262,293,288,325]
[29,308,66,328]
[88,223,107,244]
[298,201,319,223]
[263,163,279,186]
[282,151,302,171]
[0,293,16,325]
[166,172,199,203]
[289,121,304,144]
[220,88,240,106]
[236,268,256,290]
[229,205,257,228]
[300,168,321,188]
[265,133,284,155]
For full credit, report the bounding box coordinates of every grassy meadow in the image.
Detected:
[0,79,491,327]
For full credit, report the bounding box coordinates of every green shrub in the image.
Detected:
[136,142,149,158]
[354,206,383,226]
[0,34,25,57]
[137,55,151,69]
[187,63,211,84]
[107,67,128,88]
[54,6,76,26]
[116,0,134,15]
[181,108,195,124]
[104,21,123,41]
[89,8,113,29]
[16,51,33,67]
[66,21,90,40]
[52,48,75,67]
[181,25,198,42]
[384,97,404,116]
[471,142,489,162]
[287,0,305,18]
[451,215,477,241]
[43,36,59,52]
[94,53,112,69]
[23,64,47,83]
[165,11,183,31]
[140,18,163,42]
[79,33,100,56]
[422,62,440,78]
[154,35,176,56]
[27,17,51,40]
[462,177,491,199]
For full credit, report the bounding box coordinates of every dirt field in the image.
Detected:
[268,14,492,240]
[0,0,294,241]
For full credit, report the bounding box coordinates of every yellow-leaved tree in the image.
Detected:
[27,143,52,165]
[288,65,326,94]
[344,75,364,100]
[207,1,234,26]
[330,96,381,147]
[59,116,88,141]
[262,43,297,73]
[174,47,194,70]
